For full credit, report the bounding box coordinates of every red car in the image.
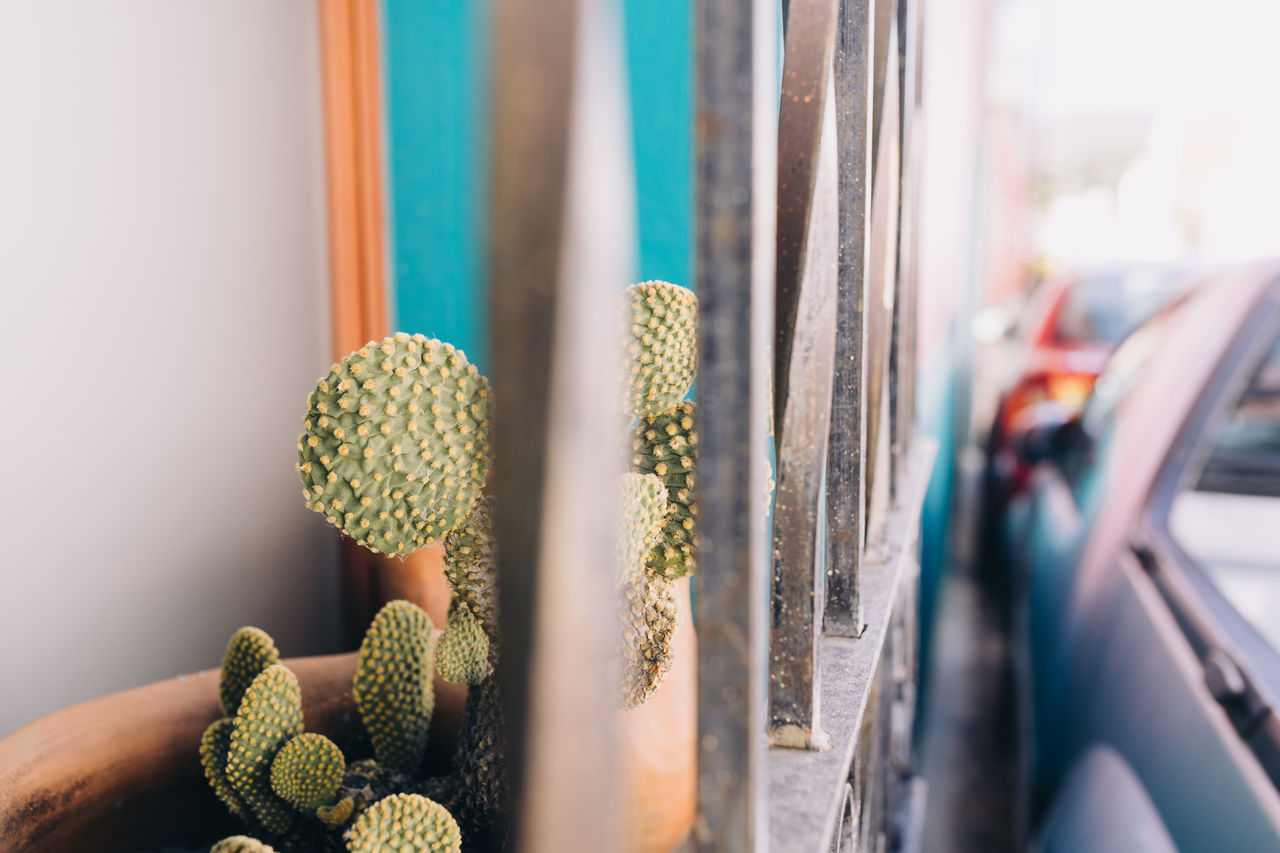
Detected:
[986,267,1187,502]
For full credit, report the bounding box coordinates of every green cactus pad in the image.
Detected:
[624,281,698,420]
[200,717,251,823]
[346,793,462,853]
[317,796,355,829]
[298,333,493,556]
[618,572,680,709]
[219,627,280,716]
[442,497,499,641]
[436,599,491,685]
[353,600,435,776]
[617,473,669,580]
[270,732,346,812]
[632,401,698,578]
[210,836,278,853]
[226,664,304,835]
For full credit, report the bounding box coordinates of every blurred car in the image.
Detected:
[1005,264,1280,851]
[984,267,1185,505]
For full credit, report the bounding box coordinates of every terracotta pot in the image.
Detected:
[618,577,697,853]
[0,568,696,852]
[0,648,466,853]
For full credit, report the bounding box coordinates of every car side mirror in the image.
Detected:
[1014,405,1084,467]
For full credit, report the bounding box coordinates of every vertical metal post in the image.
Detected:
[823,0,873,638]
[489,0,629,848]
[769,0,841,750]
[694,0,776,845]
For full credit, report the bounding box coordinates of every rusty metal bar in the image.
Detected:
[489,0,627,848]
[694,0,776,845]
[862,3,900,547]
[769,0,841,751]
[823,0,873,639]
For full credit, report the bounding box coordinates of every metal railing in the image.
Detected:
[485,0,930,849]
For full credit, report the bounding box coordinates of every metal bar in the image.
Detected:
[887,0,911,498]
[489,0,626,848]
[769,0,841,751]
[694,0,775,844]
[823,0,873,638]
[862,4,900,548]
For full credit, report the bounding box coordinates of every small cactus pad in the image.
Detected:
[317,796,356,829]
[618,572,679,709]
[624,281,698,420]
[298,333,492,556]
[617,473,669,580]
[270,732,346,812]
[632,401,698,578]
[346,793,462,853]
[354,600,435,776]
[219,627,280,716]
[442,497,499,639]
[200,717,251,822]
[210,837,277,853]
[227,664,304,835]
[436,599,491,685]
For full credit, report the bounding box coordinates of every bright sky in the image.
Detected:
[992,0,1280,264]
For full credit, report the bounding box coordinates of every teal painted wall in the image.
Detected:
[380,0,695,379]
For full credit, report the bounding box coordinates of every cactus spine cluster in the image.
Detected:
[353,600,436,776]
[298,333,493,556]
[346,793,463,853]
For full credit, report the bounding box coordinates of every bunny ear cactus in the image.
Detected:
[298,333,493,556]
[442,497,500,640]
[353,600,436,776]
[615,473,679,709]
[345,793,462,853]
[220,627,281,716]
[210,836,278,853]
[201,717,252,823]
[226,664,305,835]
[632,400,698,579]
[436,599,491,685]
[624,281,698,420]
[270,732,346,813]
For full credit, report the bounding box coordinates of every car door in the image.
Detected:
[1073,284,1280,851]
[1013,308,1183,797]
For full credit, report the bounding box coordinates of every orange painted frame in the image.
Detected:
[317,0,389,642]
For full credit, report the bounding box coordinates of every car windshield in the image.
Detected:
[1054,270,1179,345]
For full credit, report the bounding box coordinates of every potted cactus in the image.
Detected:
[0,281,701,853]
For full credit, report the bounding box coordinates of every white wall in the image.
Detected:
[0,1,342,735]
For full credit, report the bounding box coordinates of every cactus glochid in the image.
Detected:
[346,792,462,853]
[270,732,347,812]
[225,664,304,836]
[624,280,698,420]
[616,473,669,580]
[219,627,280,716]
[442,497,499,642]
[632,400,698,579]
[298,333,493,556]
[353,600,436,776]
[618,571,680,710]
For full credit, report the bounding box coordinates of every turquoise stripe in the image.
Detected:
[380,0,694,377]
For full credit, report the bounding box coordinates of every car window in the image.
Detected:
[1053,269,1180,346]
[1196,333,1280,498]
[1170,325,1280,655]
